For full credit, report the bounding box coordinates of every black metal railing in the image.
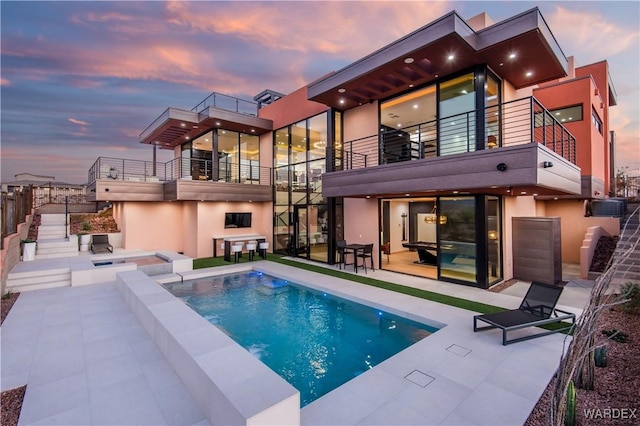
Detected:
[1,185,33,249]
[331,96,577,171]
[89,156,272,186]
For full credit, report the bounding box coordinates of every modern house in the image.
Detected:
[86,7,619,289]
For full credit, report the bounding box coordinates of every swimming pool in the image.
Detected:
[163,271,439,406]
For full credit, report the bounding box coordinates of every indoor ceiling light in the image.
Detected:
[404,57,414,64]
[509,53,516,59]
[447,54,454,60]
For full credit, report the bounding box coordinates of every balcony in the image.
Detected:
[87,157,273,203]
[139,92,273,149]
[323,96,582,198]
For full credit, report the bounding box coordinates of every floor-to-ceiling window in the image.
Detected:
[182,129,260,182]
[273,111,333,262]
[379,195,502,288]
[439,73,476,156]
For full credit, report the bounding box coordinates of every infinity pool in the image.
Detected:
[163,271,439,406]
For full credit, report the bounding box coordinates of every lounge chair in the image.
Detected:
[91,234,113,254]
[473,282,576,345]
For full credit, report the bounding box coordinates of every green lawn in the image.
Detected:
[193,254,572,331]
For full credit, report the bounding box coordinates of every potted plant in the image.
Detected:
[78,221,92,251]
[21,238,37,261]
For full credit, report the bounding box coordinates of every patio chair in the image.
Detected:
[356,243,375,273]
[91,234,113,254]
[473,282,576,345]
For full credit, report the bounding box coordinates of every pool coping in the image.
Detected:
[116,269,300,426]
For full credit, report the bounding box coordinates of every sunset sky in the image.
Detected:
[2,0,639,184]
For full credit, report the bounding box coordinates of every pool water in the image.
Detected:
[163,271,439,406]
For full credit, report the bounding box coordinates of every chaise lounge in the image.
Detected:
[91,234,113,254]
[473,281,576,345]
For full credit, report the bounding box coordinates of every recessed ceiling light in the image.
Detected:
[215,122,221,126]
[453,191,459,194]
[526,71,533,77]
[338,88,346,93]
[521,191,527,195]
[447,54,454,61]
[409,84,414,88]
[499,63,504,67]
[404,57,414,64]
[509,53,516,59]
[555,112,560,115]
[397,123,402,127]
[405,193,410,196]
[339,99,345,104]
[366,195,371,199]
[413,104,418,109]
[434,74,439,78]
[180,123,185,127]
[184,136,189,140]
[251,129,255,132]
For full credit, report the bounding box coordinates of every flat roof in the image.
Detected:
[308,8,568,110]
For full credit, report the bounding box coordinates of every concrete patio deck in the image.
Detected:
[1,256,591,425]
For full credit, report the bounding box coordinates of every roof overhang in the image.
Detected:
[140,107,273,149]
[308,8,568,110]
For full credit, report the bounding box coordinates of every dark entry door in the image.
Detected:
[292,205,309,258]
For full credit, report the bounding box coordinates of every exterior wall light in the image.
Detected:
[543,161,553,168]
[496,163,507,172]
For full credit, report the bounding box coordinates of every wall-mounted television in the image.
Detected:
[225,212,252,229]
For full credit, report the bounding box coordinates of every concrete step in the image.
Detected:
[35,237,79,259]
[39,214,70,225]
[37,226,70,239]
[6,267,71,292]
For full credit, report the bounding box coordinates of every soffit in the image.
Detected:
[308,8,568,110]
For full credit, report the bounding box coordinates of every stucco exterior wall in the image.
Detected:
[116,201,273,258]
[544,200,619,264]
[258,86,328,129]
[343,101,378,141]
[343,198,380,265]
[118,202,184,253]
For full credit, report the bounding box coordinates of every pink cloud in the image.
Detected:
[68,118,90,126]
[548,6,640,63]
[1,78,9,86]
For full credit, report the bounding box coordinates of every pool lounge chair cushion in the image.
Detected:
[473,282,575,345]
[91,234,113,254]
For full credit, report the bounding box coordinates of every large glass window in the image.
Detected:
[239,133,259,183]
[487,196,502,283]
[273,112,330,262]
[485,74,500,149]
[439,73,476,156]
[380,85,437,163]
[439,197,477,284]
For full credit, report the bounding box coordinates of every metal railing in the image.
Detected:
[89,157,273,186]
[191,92,259,116]
[331,96,577,171]
[1,185,33,249]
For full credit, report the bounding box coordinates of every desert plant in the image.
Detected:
[565,380,576,426]
[594,346,608,367]
[79,221,92,234]
[1,290,13,300]
[619,282,640,312]
[602,328,629,343]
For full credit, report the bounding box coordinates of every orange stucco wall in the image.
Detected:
[114,201,272,258]
[258,86,329,129]
[502,196,538,280]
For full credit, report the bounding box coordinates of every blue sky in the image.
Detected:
[2,1,639,183]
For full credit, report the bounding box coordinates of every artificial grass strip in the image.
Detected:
[192,254,574,331]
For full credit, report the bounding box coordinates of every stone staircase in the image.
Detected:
[611,202,640,290]
[35,214,79,259]
[6,262,72,292]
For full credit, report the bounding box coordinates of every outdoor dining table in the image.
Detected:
[344,243,366,273]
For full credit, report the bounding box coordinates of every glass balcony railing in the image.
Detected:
[331,96,577,170]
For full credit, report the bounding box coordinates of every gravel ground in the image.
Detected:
[526,306,640,426]
[1,292,24,426]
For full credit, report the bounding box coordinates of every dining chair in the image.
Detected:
[357,244,375,273]
[336,240,348,269]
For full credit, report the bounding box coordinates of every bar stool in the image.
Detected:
[259,241,269,259]
[231,244,243,263]
[246,242,257,261]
